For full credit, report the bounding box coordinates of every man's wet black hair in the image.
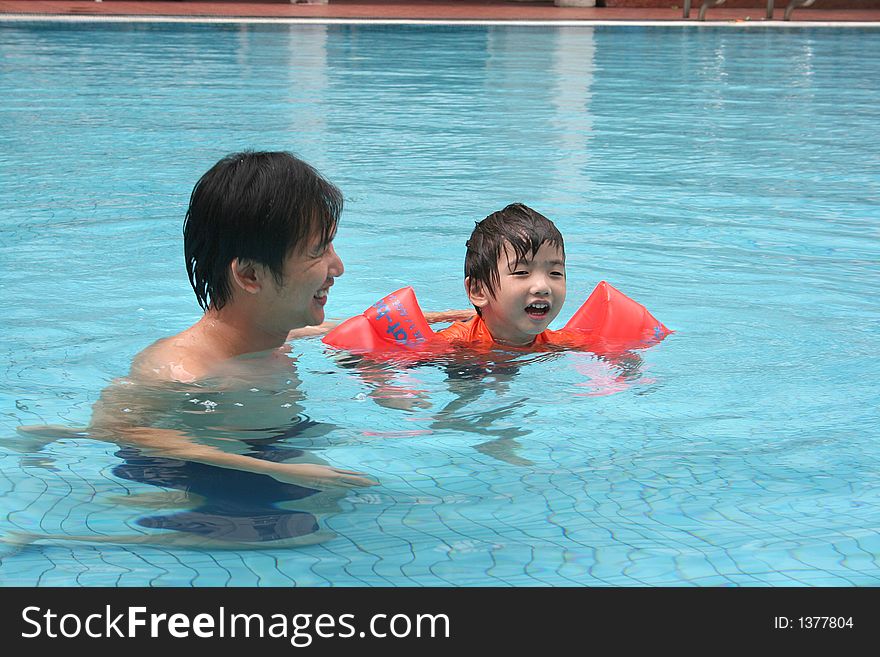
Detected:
[464,203,564,313]
[184,151,342,311]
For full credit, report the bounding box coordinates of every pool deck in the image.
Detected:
[1,1,879,23]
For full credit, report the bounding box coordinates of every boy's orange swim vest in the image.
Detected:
[322,281,671,354]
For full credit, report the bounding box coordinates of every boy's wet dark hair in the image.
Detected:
[464,203,564,313]
[184,151,342,311]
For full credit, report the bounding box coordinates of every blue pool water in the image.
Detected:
[1,21,879,586]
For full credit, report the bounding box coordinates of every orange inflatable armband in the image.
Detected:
[564,281,670,345]
[322,287,436,352]
[324,281,670,353]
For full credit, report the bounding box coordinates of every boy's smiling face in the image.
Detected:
[466,241,566,346]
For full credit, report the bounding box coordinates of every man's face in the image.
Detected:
[268,233,344,329]
[469,241,566,346]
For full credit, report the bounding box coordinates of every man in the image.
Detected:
[23,152,373,491]
[137,151,346,382]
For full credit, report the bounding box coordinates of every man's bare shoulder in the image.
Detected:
[129,330,214,384]
[130,328,294,385]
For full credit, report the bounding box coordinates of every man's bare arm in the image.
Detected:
[288,321,340,340]
[38,359,376,489]
[424,309,474,324]
[286,310,474,341]
[96,424,374,488]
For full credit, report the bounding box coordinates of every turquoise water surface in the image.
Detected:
[1,21,879,586]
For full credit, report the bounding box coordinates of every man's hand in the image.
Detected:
[267,462,378,489]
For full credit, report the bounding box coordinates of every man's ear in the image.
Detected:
[230,258,263,295]
[465,276,489,310]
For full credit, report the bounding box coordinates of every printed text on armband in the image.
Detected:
[371,295,427,346]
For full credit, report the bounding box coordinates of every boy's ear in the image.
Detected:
[465,276,489,310]
[230,258,263,295]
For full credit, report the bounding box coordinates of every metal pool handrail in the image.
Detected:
[683,0,818,21]
[784,0,818,20]
[682,0,727,20]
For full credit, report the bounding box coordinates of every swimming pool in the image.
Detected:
[1,20,879,586]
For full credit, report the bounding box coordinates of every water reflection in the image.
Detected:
[336,345,648,466]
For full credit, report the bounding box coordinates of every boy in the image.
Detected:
[437,203,567,348]
[323,201,667,354]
